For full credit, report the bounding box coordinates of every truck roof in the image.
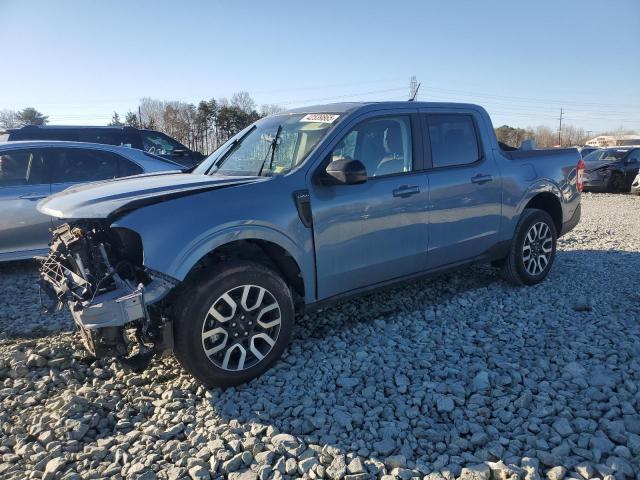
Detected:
[286,101,484,114]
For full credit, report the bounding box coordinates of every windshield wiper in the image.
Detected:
[257,125,282,177]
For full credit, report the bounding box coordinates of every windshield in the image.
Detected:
[200,113,340,177]
[584,149,629,162]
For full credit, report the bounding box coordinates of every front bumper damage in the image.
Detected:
[38,223,177,369]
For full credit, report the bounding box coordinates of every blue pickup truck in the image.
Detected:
[38,102,583,387]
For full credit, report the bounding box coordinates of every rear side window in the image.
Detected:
[426,114,481,168]
[119,157,143,176]
[0,149,46,186]
[48,148,122,183]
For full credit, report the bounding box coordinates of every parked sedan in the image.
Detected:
[582,147,640,192]
[0,141,181,261]
[631,172,640,195]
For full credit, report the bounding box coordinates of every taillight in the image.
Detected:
[576,158,585,192]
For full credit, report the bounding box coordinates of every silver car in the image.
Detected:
[0,141,181,261]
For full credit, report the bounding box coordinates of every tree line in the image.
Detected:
[494,124,638,148]
[108,92,284,154]
[1,98,634,152]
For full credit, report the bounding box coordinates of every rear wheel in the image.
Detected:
[501,208,557,286]
[173,261,294,387]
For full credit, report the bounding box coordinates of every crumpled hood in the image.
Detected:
[38,172,264,219]
[585,160,618,172]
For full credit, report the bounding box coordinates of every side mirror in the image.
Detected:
[325,158,367,185]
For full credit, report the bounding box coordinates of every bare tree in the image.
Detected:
[231,91,256,113]
[260,104,286,117]
[0,109,20,130]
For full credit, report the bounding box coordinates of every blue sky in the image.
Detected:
[1,0,639,132]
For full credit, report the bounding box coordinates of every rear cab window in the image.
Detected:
[141,131,185,155]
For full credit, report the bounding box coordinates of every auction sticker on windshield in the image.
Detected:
[300,114,340,123]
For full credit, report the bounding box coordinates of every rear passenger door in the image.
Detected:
[420,110,502,268]
[0,147,52,258]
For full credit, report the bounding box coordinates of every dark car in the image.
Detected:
[578,146,598,158]
[582,147,640,192]
[8,125,205,167]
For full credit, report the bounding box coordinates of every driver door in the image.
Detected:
[308,111,430,300]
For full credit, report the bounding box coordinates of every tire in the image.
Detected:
[501,208,557,286]
[172,260,294,388]
[608,172,625,192]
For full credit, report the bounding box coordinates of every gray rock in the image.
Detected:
[486,460,523,480]
[573,462,594,479]
[552,418,573,437]
[298,457,319,474]
[459,464,491,480]
[326,455,347,480]
[374,438,396,456]
[43,457,66,480]
[188,465,210,480]
[436,395,455,413]
[473,371,491,391]
[546,466,566,480]
[347,457,365,474]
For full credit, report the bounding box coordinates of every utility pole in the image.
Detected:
[557,108,563,146]
[138,106,143,128]
[409,76,421,101]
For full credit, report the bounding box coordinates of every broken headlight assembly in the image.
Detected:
[38,222,175,371]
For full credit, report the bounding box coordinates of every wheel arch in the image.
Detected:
[522,191,563,234]
[170,226,313,308]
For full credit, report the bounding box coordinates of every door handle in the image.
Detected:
[471,174,493,185]
[19,193,47,201]
[392,185,420,198]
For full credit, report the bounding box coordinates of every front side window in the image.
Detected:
[48,148,120,183]
[331,115,413,177]
[427,114,481,168]
[0,149,45,186]
[141,131,185,155]
[208,113,340,177]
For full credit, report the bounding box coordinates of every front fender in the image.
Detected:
[168,223,314,293]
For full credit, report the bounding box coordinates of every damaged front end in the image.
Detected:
[38,222,177,371]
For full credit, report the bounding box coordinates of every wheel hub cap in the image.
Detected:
[522,221,553,276]
[201,284,281,372]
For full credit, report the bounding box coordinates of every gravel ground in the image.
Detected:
[1,193,639,480]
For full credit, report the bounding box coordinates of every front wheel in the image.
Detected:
[501,208,557,286]
[172,261,294,387]
[608,172,625,192]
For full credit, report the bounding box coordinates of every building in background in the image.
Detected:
[585,134,640,147]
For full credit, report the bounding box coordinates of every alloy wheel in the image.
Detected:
[201,284,281,371]
[522,221,553,276]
